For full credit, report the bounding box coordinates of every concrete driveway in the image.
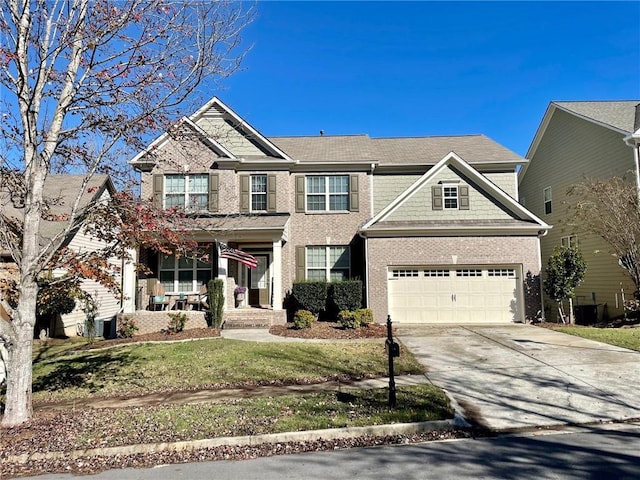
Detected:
[395,324,640,431]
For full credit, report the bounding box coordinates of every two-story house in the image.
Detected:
[129,97,549,326]
[519,100,640,322]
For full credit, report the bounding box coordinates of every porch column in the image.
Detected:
[218,256,229,310]
[272,240,283,310]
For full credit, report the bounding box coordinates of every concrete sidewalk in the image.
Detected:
[396,324,640,431]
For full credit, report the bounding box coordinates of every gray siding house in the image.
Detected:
[519,100,640,322]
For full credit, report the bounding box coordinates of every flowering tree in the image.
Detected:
[0,0,252,427]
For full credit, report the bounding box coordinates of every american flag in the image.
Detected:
[218,242,258,269]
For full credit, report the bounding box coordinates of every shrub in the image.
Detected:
[338,310,359,329]
[117,316,138,338]
[293,309,315,329]
[355,308,374,326]
[166,312,188,335]
[208,279,224,328]
[292,282,327,316]
[329,280,362,313]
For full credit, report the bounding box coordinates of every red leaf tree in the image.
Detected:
[0,0,252,427]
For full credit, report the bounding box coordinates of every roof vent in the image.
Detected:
[320,130,324,136]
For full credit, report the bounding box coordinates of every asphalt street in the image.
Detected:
[22,423,640,480]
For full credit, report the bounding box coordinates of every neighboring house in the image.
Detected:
[0,175,136,337]
[519,100,640,322]
[129,97,549,325]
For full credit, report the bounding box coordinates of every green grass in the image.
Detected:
[30,338,425,402]
[44,384,453,450]
[549,326,640,351]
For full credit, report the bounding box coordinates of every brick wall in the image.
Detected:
[366,235,542,323]
[117,311,208,336]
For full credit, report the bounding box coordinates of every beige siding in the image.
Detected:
[196,117,267,157]
[373,174,421,214]
[386,166,514,222]
[56,227,122,337]
[366,236,542,324]
[520,108,636,320]
[485,172,517,198]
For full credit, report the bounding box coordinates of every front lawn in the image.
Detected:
[545,325,640,351]
[30,338,426,403]
[5,384,452,455]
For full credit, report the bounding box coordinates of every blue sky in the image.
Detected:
[213,1,640,157]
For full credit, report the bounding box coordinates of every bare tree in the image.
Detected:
[566,174,640,296]
[0,0,252,427]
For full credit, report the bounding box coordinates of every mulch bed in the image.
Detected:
[269,321,390,339]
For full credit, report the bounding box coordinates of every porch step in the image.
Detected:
[222,308,287,329]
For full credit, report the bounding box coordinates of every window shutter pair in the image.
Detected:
[431,185,470,210]
[294,174,360,212]
[240,174,277,213]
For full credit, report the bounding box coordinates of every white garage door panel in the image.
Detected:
[388,266,521,324]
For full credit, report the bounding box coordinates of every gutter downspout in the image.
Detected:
[623,103,640,203]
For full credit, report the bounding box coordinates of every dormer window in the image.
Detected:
[432,183,469,210]
[443,184,459,209]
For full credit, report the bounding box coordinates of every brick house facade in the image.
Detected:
[127,98,549,325]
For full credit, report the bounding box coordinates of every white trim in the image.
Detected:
[360,151,550,233]
[193,97,292,161]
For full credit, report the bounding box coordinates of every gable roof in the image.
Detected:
[554,101,639,133]
[360,152,549,236]
[1,174,114,252]
[524,101,640,172]
[130,97,293,169]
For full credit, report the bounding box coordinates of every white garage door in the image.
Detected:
[387,266,522,323]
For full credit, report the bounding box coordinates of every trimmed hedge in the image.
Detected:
[328,280,362,314]
[292,280,363,321]
[291,282,328,316]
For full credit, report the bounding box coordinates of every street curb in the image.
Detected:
[5,420,460,464]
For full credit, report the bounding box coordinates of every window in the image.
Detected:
[165,174,209,211]
[306,176,349,211]
[251,175,267,211]
[306,246,350,281]
[443,184,459,209]
[561,235,578,248]
[424,269,450,277]
[392,269,419,278]
[456,269,482,277]
[159,253,212,293]
[488,268,516,278]
[543,187,552,215]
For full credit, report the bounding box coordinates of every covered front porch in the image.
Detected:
[128,214,290,329]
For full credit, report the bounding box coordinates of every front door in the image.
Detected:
[249,255,269,306]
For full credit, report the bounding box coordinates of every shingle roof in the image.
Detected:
[268,134,523,165]
[1,174,112,249]
[554,101,640,133]
[268,135,379,162]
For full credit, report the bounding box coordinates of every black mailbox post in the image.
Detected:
[386,315,400,407]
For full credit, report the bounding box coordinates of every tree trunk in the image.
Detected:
[1,282,36,427]
[568,297,575,325]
